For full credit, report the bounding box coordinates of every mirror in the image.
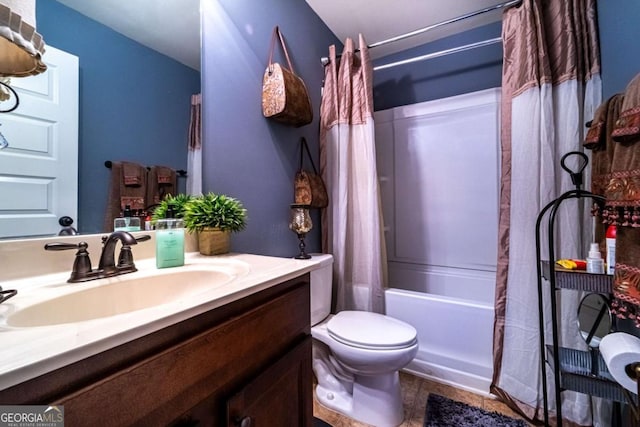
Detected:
[0,0,200,239]
[577,293,612,348]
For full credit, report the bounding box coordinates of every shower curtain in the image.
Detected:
[187,93,202,195]
[319,35,387,313]
[492,0,603,425]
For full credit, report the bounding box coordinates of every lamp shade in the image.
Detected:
[0,0,46,77]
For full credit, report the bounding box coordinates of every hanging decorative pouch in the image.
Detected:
[262,26,313,127]
[294,137,328,208]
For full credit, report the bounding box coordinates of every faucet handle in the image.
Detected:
[44,242,83,251]
[117,244,135,269]
[0,287,17,304]
[116,234,150,271]
[69,242,92,281]
[45,241,93,282]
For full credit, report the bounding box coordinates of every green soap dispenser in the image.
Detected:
[155,207,185,268]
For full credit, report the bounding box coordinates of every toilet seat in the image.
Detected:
[327,311,417,350]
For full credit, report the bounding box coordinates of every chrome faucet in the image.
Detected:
[44,231,150,283]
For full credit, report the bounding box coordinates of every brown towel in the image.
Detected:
[584,101,609,151]
[146,166,177,206]
[604,75,640,215]
[611,226,640,327]
[585,94,624,197]
[598,72,640,325]
[104,161,147,232]
[612,72,640,143]
[123,162,143,186]
[585,94,624,250]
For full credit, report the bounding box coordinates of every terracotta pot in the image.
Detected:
[197,228,230,255]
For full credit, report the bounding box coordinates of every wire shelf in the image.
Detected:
[546,345,637,404]
[541,261,613,293]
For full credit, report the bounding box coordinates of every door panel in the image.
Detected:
[226,337,313,427]
[0,46,78,239]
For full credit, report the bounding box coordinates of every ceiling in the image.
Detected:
[50,0,508,71]
[305,0,508,59]
[54,0,201,70]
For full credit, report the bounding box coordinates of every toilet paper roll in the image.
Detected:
[600,332,640,393]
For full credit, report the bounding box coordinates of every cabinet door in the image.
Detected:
[227,337,312,427]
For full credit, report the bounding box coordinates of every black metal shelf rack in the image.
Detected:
[535,152,635,426]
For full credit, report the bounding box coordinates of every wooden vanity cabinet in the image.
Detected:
[226,337,312,427]
[0,274,313,426]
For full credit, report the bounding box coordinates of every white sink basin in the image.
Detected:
[7,265,247,327]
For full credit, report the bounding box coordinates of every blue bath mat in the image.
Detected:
[424,394,528,427]
[313,417,332,427]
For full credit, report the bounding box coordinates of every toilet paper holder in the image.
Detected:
[624,361,640,382]
[623,362,640,422]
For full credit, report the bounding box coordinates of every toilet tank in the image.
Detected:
[309,253,333,326]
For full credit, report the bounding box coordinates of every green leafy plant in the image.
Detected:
[183,193,247,233]
[152,194,194,222]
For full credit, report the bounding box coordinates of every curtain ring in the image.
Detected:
[0,81,19,113]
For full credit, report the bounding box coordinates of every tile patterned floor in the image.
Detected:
[313,372,533,426]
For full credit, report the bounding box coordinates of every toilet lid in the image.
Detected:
[327,311,417,350]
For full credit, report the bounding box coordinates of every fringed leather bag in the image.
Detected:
[262,26,313,127]
[294,137,328,208]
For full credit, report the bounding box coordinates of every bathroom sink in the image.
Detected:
[6,267,243,328]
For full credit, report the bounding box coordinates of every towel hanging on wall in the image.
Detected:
[147,165,177,206]
[104,161,147,231]
[595,72,640,326]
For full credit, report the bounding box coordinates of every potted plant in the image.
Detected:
[151,194,193,221]
[183,193,247,255]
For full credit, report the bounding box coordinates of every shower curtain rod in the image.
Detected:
[320,0,521,67]
[373,37,501,71]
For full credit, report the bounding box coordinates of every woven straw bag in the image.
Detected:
[262,26,313,128]
[294,137,328,208]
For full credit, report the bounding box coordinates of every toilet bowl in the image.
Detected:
[308,254,418,427]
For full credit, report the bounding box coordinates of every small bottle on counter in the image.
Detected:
[586,242,605,274]
[144,211,153,231]
[606,225,616,275]
[155,207,185,269]
[114,204,141,232]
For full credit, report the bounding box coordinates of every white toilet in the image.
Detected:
[309,254,418,427]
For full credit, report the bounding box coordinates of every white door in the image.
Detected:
[0,46,79,239]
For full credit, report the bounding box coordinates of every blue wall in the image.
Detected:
[598,0,640,99]
[373,22,503,111]
[201,0,340,257]
[37,1,200,234]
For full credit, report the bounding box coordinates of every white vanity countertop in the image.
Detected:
[0,252,323,391]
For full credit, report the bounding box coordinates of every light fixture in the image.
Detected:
[0,0,46,77]
[289,204,312,259]
[0,0,47,149]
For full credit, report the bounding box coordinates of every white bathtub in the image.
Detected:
[385,286,495,396]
